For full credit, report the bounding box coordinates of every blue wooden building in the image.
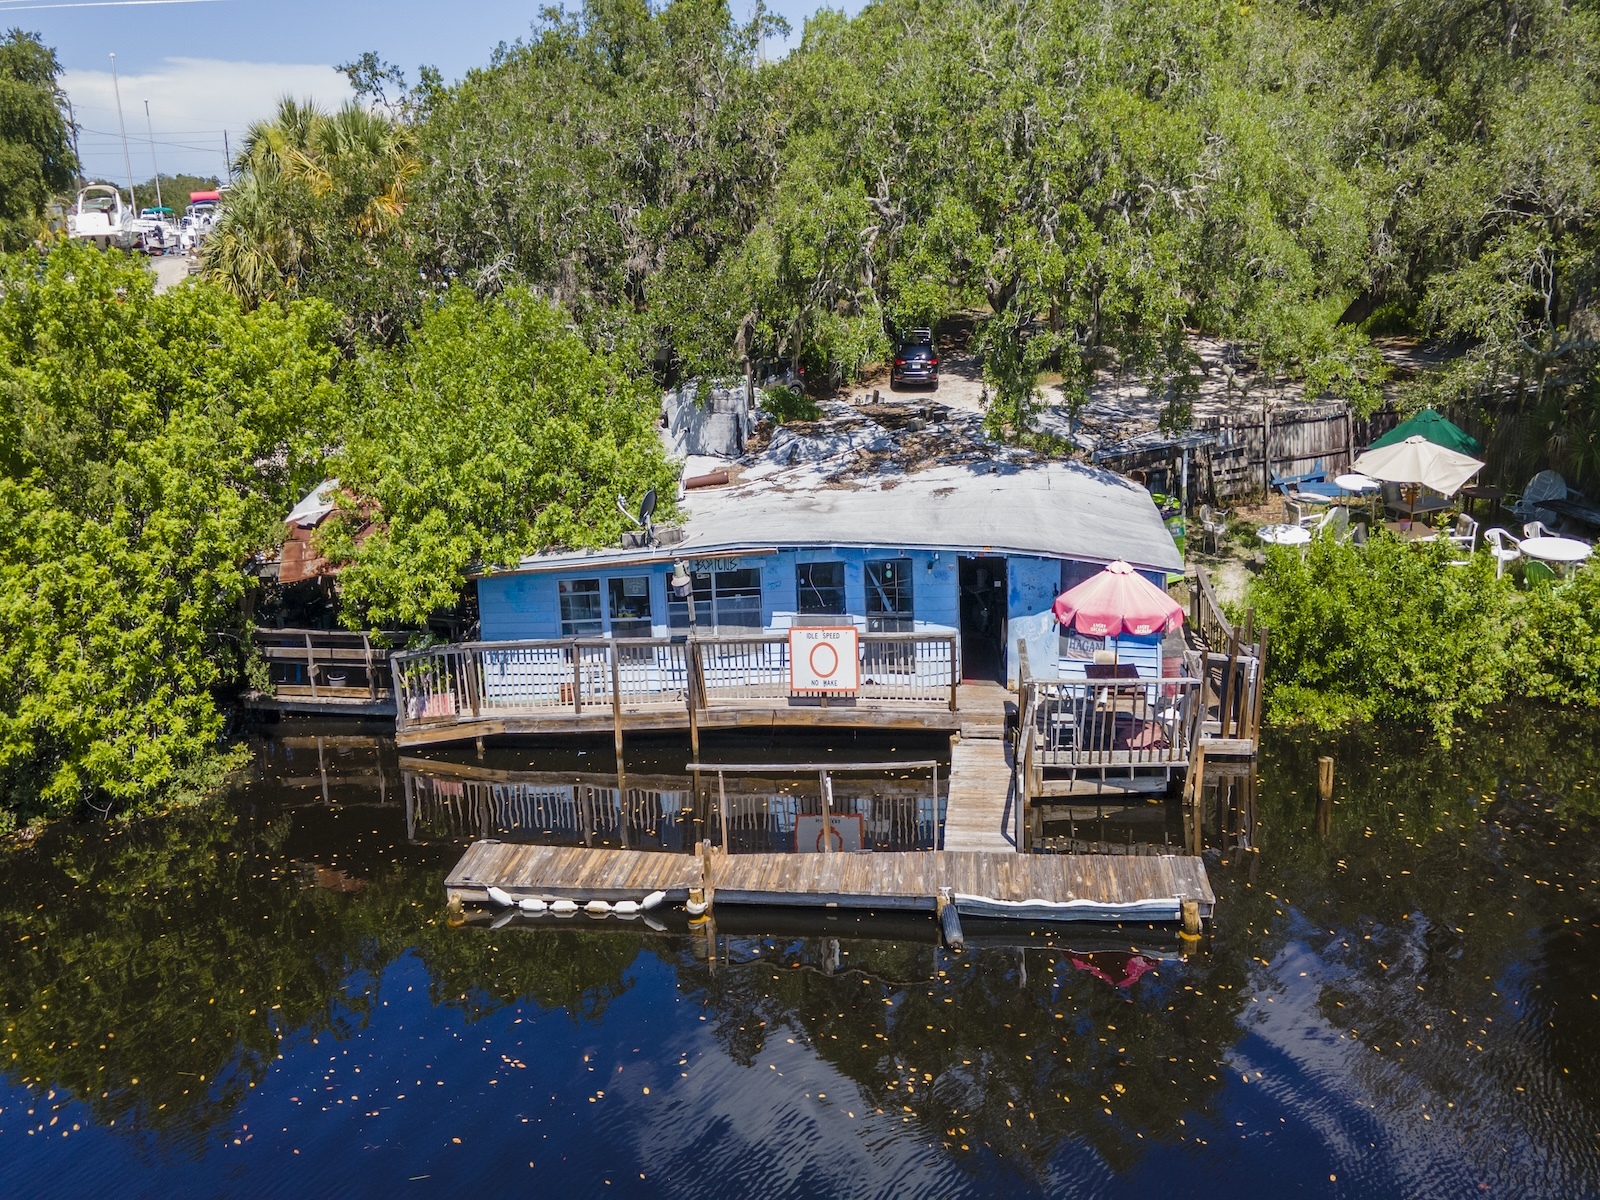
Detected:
[474,460,1183,687]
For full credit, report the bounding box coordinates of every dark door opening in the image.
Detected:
[958,556,1008,682]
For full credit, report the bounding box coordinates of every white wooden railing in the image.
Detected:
[391,631,961,734]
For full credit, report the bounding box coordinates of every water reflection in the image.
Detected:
[0,709,1596,1195]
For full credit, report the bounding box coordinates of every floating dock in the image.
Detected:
[444,841,1214,925]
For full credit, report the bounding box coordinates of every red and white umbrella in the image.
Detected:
[1052,560,1184,638]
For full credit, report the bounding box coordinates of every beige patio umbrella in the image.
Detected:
[1351,435,1485,529]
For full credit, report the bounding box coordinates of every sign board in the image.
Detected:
[796,813,866,854]
[788,626,860,693]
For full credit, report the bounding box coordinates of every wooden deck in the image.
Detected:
[445,841,1215,924]
[942,680,1016,853]
[943,739,1014,852]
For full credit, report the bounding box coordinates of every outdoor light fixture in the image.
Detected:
[670,561,693,598]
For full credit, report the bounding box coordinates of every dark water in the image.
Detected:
[2,713,1599,1197]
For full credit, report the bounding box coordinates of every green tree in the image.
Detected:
[0,30,76,249]
[204,98,418,341]
[325,288,678,628]
[0,244,345,825]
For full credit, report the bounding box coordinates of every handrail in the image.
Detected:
[391,631,963,732]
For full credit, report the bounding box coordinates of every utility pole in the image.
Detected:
[143,100,162,209]
[66,96,82,188]
[109,53,137,211]
[223,129,232,183]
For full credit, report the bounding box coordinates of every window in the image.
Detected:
[558,578,603,636]
[865,558,914,632]
[668,567,764,632]
[607,576,655,638]
[796,561,846,616]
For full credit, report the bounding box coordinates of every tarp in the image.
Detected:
[1371,408,1483,456]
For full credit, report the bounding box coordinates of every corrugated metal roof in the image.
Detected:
[489,459,1181,576]
[679,460,1182,571]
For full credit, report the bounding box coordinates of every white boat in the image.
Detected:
[68,183,137,250]
[178,190,223,252]
[133,206,181,255]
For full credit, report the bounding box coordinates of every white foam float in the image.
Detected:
[486,886,516,908]
[519,897,548,913]
[584,900,612,916]
[550,899,579,916]
[612,900,640,916]
[641,890,666,911]
[685,898,709,916]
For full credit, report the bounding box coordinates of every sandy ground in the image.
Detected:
[147,255,194,295]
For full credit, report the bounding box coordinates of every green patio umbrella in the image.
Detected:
[1370,408,1483,456]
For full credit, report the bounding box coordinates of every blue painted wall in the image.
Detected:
[475,548,1174,683]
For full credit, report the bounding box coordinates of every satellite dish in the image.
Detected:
[638,487,657,527]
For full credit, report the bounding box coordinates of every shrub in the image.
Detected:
[760,385,821,424]
[1247,533,1518,743]
[1510,563,1600,708]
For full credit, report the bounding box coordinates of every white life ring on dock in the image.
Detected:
[685,898,709,916]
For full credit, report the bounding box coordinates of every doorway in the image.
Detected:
[958,556,1008,682]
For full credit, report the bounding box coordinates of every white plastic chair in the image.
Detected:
[1523,520,1554,540]
[1451,513,1479,552]
[1484,528,1522,578]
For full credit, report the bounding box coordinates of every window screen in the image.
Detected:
[558,578,603,636]
[668,567,763,632]
[607,576,654,638]
[796,561,846,616]
[865,558,914,632]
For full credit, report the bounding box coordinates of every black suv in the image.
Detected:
[890,330,938,388]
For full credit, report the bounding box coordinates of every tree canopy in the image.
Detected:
[0,29,76,250]
[198,0,1600,464]
[0,244,345,825]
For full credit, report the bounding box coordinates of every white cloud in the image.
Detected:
[60,57,354,184]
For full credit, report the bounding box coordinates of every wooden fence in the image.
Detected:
[1201,401,1355,501]
[252,627,409,707]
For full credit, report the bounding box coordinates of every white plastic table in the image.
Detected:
[1258,524,1311,547]
[1335,473,1382,522]
[1334,473,1379,493]
[1519,536,1592,567]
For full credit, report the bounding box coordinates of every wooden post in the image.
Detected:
[1318,755,1334,799]
[316,735,329,805]
[1217,625,1241,738]
[571,642,583,714]
[949,634,959,712]
[1250,627,1270,739]
[305,632,318,699]
[611,650,628,848]
[718,772,730,856]
[363,632,376,700]
[1186,742,1207,855]
[819,770,835,854]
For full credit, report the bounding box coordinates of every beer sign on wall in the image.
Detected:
[788,626,860,693]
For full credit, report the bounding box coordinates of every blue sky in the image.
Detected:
[9,0,861,183]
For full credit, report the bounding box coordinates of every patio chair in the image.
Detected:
[1523,520,1554,540]
[1505,470,1566,524]
[1484,528,1522,578]
[1450,513,1479,553]
[1524,560,1558,588]
[1198,504,1230,554]
[1351,521,1368,546]
[1327,506,1351,541]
